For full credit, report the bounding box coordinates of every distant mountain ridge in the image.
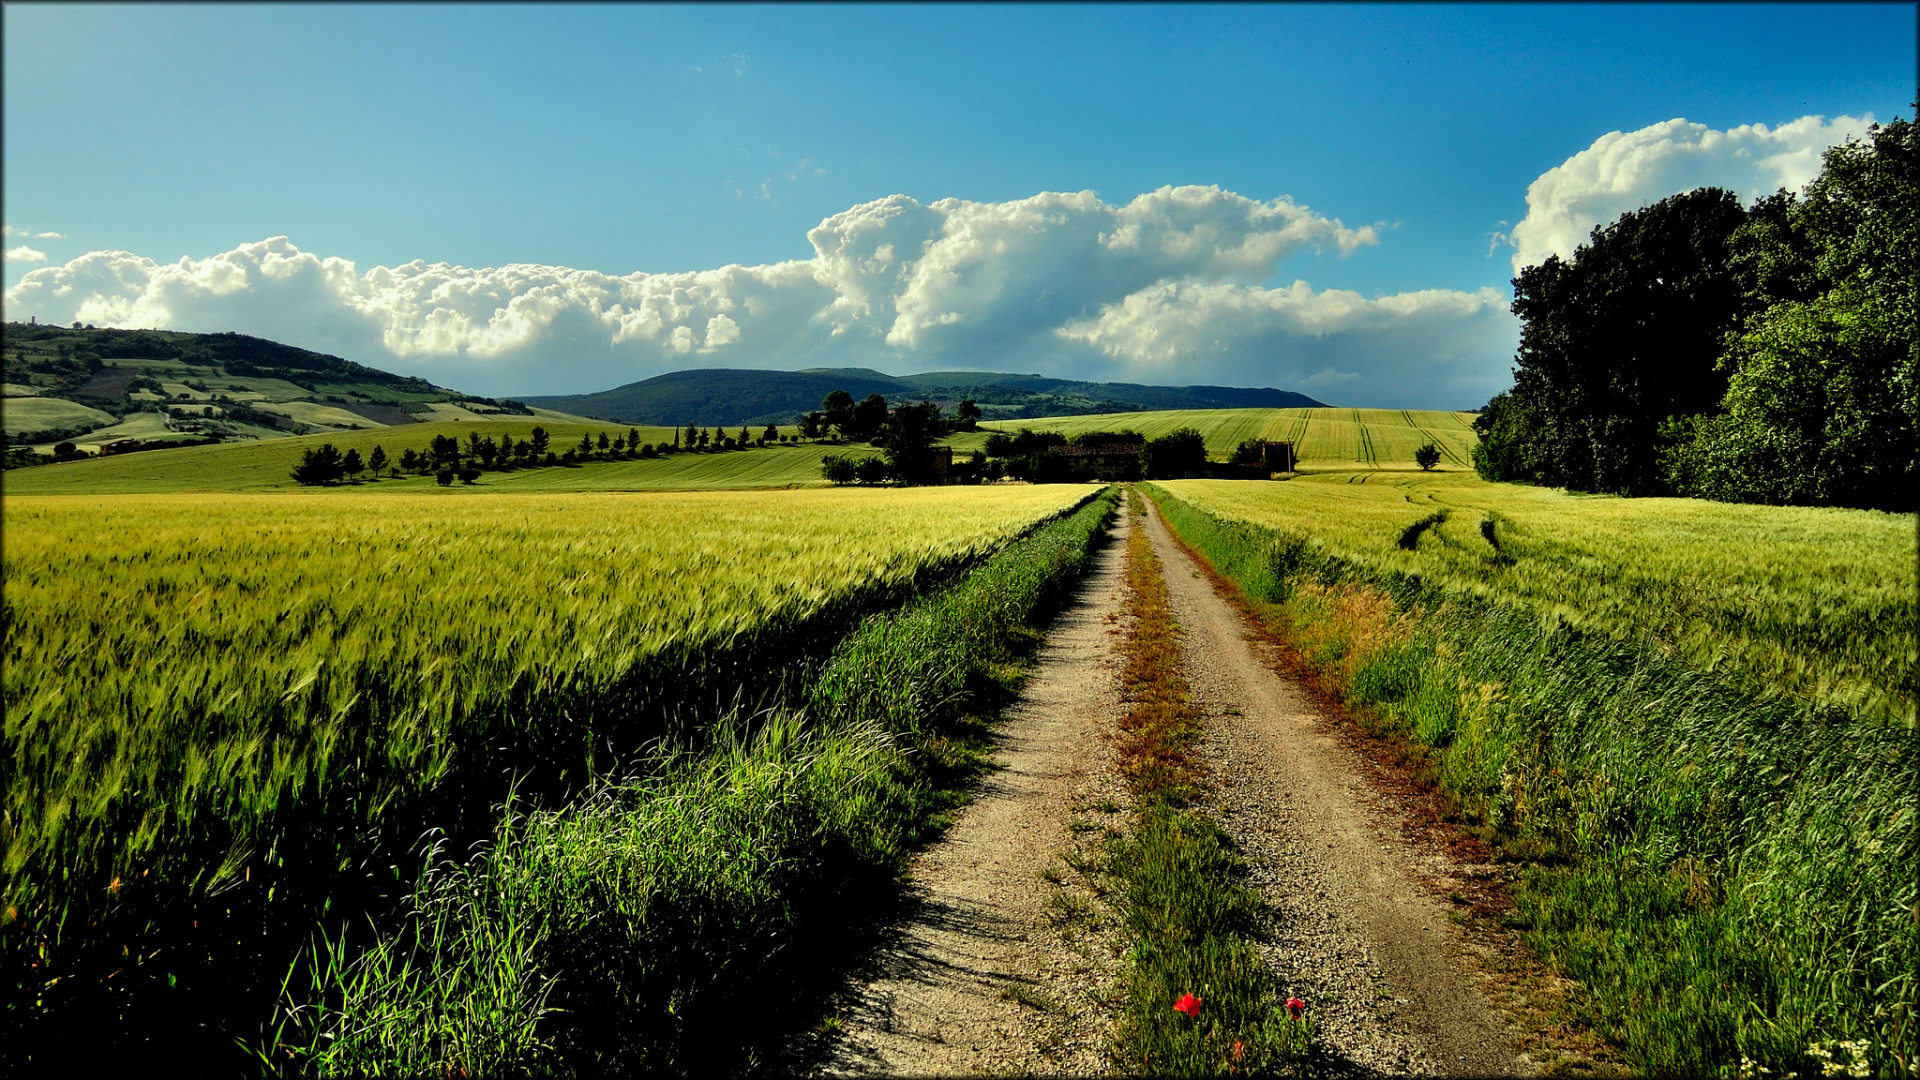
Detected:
[525,368,1327,426]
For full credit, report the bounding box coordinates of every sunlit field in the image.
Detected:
[3,483,1092,1064]
[1160,472,1915,722]
[982,406,1479,469]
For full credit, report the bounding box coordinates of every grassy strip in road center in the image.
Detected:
[1108,488,1307,1076]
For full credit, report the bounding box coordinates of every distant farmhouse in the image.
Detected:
[1049,443,1146,481]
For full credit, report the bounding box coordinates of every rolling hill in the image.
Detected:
[2,323,1469,489]
[1,322,594,459]
[523,367,1327,426]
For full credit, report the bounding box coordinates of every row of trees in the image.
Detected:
[289,416,832,486]
[1475,110,1915,511]
[818,398,1206,487]
[975,427,1212,482]
[799,390,982,442]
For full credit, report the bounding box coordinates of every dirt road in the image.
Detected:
[1140,497,1531,1077]
[818,495,1534,1076]
[818,511,1134,1077]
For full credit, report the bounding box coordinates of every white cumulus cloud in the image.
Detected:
[1507,113,1875,273]
[2,185,1515,407]
[4,246,48,263]
[1057,281,1515,406]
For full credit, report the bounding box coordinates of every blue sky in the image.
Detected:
[4,4,1912,405]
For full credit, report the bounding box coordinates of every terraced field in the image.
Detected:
[980,407,1479,469]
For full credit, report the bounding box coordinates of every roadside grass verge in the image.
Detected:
[271,487,1122,1075]
[1108,489,1308,1077]
[1143,483,1916,1078]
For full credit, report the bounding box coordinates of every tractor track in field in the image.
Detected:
[811,493,1581,1077]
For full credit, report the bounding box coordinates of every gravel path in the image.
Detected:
[1140,496,1534,1078]
[813,497,1538,1078]
[816,511,1134,1077]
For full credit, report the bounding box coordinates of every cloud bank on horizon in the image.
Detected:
[1,115,1868,408]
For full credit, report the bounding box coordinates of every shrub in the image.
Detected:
[820,454,857,485]
[854,457,894,486]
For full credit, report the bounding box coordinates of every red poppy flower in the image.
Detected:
[1173,992,1202,1017]
[1285,996,1306,1019]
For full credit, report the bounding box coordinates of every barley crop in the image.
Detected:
[2,484,1088,1048]
[1159,473,1915,723]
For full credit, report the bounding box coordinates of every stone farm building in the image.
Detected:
[1048,443,1145,481]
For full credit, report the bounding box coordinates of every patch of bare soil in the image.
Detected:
[1138,498,1534,1078]
[71,368,138,402]
[814,512,1135,1078]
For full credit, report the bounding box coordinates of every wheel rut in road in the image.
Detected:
[816,510,1134,1077]
[1139,496,1532,1078]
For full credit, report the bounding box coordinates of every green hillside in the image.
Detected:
[1,323,595,458]
[980,407,1480,470]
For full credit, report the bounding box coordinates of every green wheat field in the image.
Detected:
[5,406,1911,1075]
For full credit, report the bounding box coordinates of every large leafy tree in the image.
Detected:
[820,389,855,436]
[877,400,944,484]
[1665,114,1917,512]
[1486,187,1750,494]
[1142,427,1207,480]
[849,393,890,441]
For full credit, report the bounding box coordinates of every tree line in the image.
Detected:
[978,427,1215,482]
[290,420,814,486]
[1475,110,1914,512]
[819,403,1263,487]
